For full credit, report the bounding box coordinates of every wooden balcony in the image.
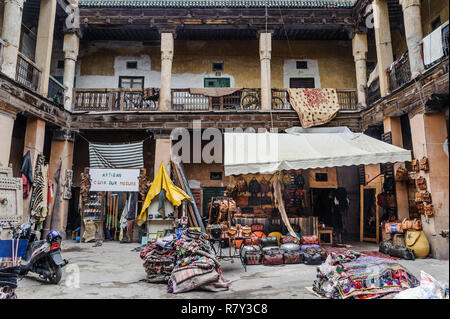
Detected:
[73,88,357,112]
[15,52,41,92]
[73,88,159,111]
[388,52,412,93]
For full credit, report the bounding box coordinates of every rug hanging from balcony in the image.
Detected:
[89,141,144,168]
[189,88,243,97]
[287,88,340,129]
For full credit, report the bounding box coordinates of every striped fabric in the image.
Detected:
[89,142,144,168]
[30,154,46,222]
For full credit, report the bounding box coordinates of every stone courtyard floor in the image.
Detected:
[15,240,449,299]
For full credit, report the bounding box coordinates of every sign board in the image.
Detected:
[89,168,140,192]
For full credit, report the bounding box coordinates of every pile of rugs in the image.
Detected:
[140,234,177,283]
[140,229,230,294]
[168,229,229,294]
[313,249,420,299]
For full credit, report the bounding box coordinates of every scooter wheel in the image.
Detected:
[48,265,62,285]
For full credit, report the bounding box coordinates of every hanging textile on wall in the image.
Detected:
[30,154,47,222]
[89,141,144,168]
[21,151,33,198]
[287,88,340,129]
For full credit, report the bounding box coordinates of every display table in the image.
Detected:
[208,234,250,272]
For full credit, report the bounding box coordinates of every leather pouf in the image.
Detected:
[268,232,283,246]
[405,230,430,259]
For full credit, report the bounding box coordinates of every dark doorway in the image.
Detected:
[310,188,334,226]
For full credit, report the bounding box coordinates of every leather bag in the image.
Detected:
[260,177,270,194]
[421,192,432,204]
[401,218,413,231]
[303,252,322,265]
[260,236,278,248]
[412,218,422,230]
[424,204,434,216]
[245,231,266,246]
[236,177,248,193]
[248,178,261,195]
[415,192,423,203]
[245,251,262,265]
[280,243,300,252]
[416,176,427,190]
[283,251,302,264]
[251,224,264,232]
[236,196,249,207]
[301,235,319,245]
[384,222,403,234]
[248,196,261,206]
[411,159,420,172]
[395,167,408,182]
[281,235,296,244]
[242,226,251,237]
[263,249,283,266]
[419,157,429,171]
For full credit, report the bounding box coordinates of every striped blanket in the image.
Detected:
[89,141,144,168]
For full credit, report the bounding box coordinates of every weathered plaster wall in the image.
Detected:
[72,40,356,89]
[421,0,449,36]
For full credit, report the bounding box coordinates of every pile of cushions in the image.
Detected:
[140,234,178,283]
[168,229,230,294]
[313,250,420,299]
[241,229,328,266]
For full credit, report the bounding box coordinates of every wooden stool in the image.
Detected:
[319,228,333,245]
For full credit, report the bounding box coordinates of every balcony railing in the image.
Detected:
[271,88,358,111]
[73,88,357,112]
[48,75,66,105]
[171,88,261,111]
[16,52,41,92]
[388,52,412,92]
[366,78,381,106]
[73,88,159,111]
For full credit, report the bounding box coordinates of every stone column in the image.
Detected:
[159,32,174,112]
[383,116,409,221]
[0,111,16,168]
[400,0,425,78]
[373,0,394,97]
[63,32,80,111]
[410,113,449,260]
[22,118,46,219]
[352,33,368,108]
[154,137,172,178]
[44,129,74,238]
[34,0,57,96]
[0,0,25,78]
[259,32,272,111]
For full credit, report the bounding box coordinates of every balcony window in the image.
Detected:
[289,77,315,88]
[119,76,144,89]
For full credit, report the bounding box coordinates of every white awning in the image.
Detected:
[224,127,412,176]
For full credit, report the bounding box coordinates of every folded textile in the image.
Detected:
[167,229,229,294]
[313,253,419,299]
